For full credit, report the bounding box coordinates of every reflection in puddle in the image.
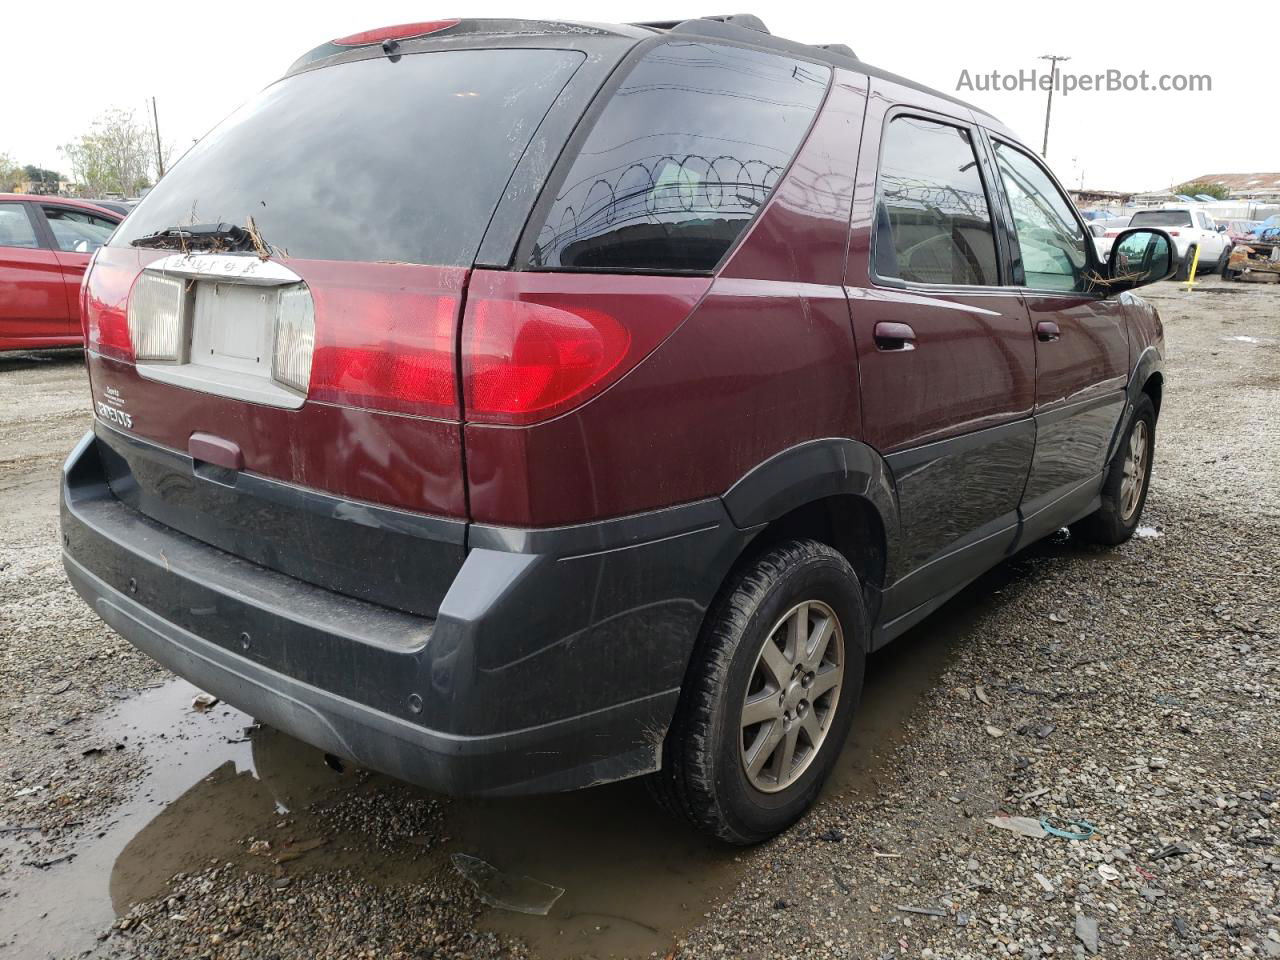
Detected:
[1,534,1088,959]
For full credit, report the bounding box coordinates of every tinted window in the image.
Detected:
[992,142,1088,292]
[874,117,999,286]
[114,50,584,265]
[529,42,829,272]
[0,203,39,249]
[1130,209,1193,228]
[43,206,117,254]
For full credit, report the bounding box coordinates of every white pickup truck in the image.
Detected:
[1127,207,1231,279]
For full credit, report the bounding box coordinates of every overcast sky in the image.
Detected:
[7,0,1275,191]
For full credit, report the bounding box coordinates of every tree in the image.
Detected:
[60,108,159,197]
[0,153,20,192]
[1174,181,1230,200]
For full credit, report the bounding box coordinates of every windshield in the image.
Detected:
[113,49,584,265]
[1130,210,1193,228]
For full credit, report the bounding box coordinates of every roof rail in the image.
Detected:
[816,42,857,59]
[632,13,771,34]
[631,16,860,61]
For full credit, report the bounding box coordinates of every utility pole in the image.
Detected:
[150,97,165,179]
[1039,54,1070,158]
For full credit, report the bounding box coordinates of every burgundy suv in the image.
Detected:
[61,16,1174,843]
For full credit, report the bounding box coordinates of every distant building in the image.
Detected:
[1069,188,1135,208]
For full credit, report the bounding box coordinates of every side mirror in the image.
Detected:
[1103,228,1176,293]
[1217,224,1227,232]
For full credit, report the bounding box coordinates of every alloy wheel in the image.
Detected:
[739,600,844,793]
[1120,419,1149,521]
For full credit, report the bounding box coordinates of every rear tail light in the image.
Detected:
[462,299,632,424]
[1168,230,1180,236]
[272,286,316,393]
[85,257,138,362]
[128,272,187,361]
[309,293,458,418]
[1104,230,1120,238]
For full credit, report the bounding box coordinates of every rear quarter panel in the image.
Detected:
[464,71,870,527]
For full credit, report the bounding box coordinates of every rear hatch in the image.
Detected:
[82,38,596,617]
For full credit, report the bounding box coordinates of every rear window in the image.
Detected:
[113,49,584,266]
[528,41,830,272]
[1130,210,1193,228]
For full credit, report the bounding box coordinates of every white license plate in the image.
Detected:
[188,281,277,375]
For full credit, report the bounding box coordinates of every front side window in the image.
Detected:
[992,142,1089,292]
[873,117,999,286]
[0,202,39,249]
[529,41,830,272]
[43,206,117,254]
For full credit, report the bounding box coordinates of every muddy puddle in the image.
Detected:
[1,533,1088,959]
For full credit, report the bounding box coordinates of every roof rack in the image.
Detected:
[632,13,771,34]
[630,15,858,60]
[815,42,856,58]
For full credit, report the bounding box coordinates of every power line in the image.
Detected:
[150,97,165,179]
[1039,55,1070,158]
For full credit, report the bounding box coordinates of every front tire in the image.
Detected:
[1175,245,1197,281]
[649,539,867,844]
[1071,393,1156,546]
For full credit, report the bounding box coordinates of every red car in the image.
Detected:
[0,194,122,351]
[61,16,1174,843]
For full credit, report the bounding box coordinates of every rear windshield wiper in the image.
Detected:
[131,222,253,252]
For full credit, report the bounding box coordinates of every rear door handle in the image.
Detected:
[1036,321,1061,342]
[873,321,916,351]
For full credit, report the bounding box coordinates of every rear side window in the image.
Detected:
[113,49,584,266]
[528,41,830,272]
[873,116,999,286]
[0,202,38,249]
[43,206,117,254]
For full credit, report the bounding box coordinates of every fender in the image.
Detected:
[720,436,902,581]
[1105,344,1165,465]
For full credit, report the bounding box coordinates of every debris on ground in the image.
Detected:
[190,692,219,712]
[984,815,1047,839]
[451,853,566,916]
[1074,913,1100,954]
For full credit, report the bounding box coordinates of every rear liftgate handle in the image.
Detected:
[873,321,916,352]
[189,432,243,487]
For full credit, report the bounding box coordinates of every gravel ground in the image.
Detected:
[0,351,168,864]
[0,275,1276,959]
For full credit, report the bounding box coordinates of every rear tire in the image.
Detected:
[648,539,867,844]
[1219,246,1239,280]
[1071,394,1156,546]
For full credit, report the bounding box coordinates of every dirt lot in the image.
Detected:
[0,275,1276,960]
